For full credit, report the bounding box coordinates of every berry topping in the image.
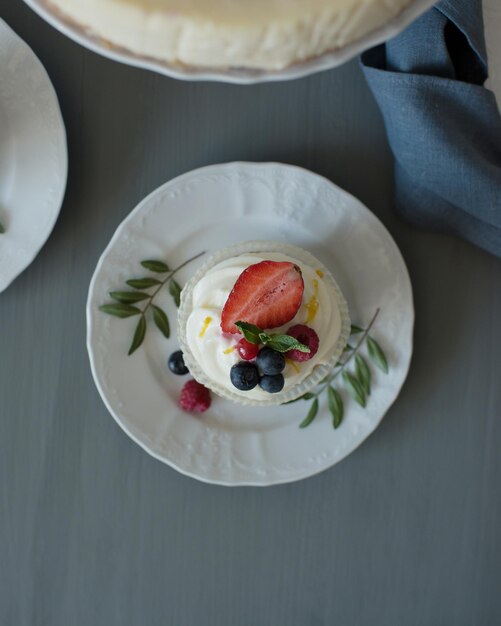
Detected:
[284,325,319,362]
[221,260,304,334]
[236,338,259,361]
[168,350,189,375]
[259,374,285,394]
[256,347,285,375]
[179,379,211,413]
[230,362,260,391]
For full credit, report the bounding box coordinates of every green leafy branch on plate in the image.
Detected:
[99,251,205,355]
[292,308,389,429]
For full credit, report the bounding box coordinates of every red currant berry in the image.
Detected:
[236,338,259,361]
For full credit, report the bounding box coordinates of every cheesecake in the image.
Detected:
[46,0,413,71]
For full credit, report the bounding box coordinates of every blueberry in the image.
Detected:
[259,374,285,394]
[256,347,285,375]
[168,350,189,375]
[230,362,260,391]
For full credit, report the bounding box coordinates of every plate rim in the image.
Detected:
[0,17,68,293]
[86,161,415,486]
[23,0,436,84]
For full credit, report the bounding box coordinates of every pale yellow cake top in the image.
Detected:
[117,0,360,23]
[49,0,411,69]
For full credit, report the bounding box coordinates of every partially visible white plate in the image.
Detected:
[485,0,501,109]
[23,0,436,84]
[0,18,67,293]
[87,163,414,486]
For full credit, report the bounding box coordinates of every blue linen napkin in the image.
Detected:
[360,0,501,257]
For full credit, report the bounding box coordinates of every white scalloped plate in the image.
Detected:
[87,162,414,486]
[0,18,67,293]
[23,0,436,84]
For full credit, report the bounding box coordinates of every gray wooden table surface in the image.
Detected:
[2,2,501,624]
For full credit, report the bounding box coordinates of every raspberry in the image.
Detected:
[236,338,259,361]
[285,324,319,362]
[179,379,211,413]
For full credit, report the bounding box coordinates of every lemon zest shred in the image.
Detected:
[305,279,319,323]
[286,359,301,374]
[199,316,212,338]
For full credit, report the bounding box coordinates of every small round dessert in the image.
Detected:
[177,241,350,406]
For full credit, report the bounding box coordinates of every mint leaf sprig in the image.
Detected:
[99,250,205,355]
[235,321,310,354]
[294,308,389,429]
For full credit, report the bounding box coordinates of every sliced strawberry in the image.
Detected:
[221,260,304,334]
